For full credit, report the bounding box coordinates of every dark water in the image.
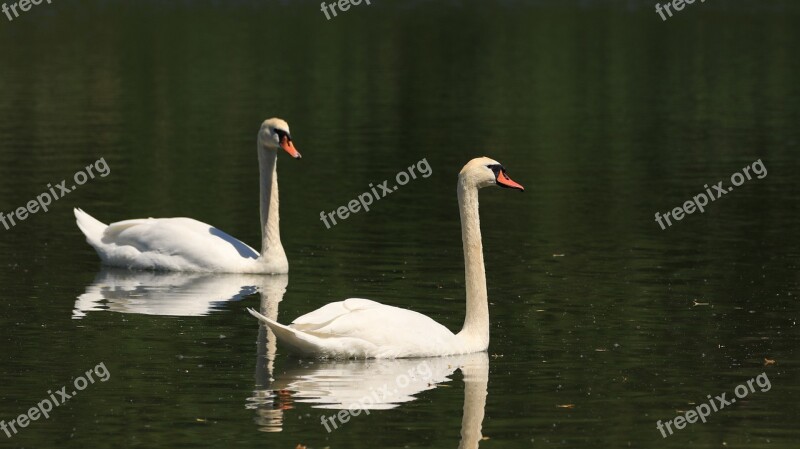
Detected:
[0,1,798,448]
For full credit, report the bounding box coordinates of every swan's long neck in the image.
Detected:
[456,179,489,351]
[257,146,283,260]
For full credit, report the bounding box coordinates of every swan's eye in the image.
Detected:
[487,164,504,176]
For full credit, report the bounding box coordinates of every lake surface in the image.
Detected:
[0,1,797,448]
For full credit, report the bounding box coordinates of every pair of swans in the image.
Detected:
[75,118,524,358]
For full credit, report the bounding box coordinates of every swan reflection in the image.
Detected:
[73,269,279,318]
[249,339,489,448]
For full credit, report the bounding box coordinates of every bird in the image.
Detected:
[248,156,524,358]
[74,118,301,273]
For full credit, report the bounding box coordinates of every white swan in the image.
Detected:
[248,157,524,358]
[74,118,301,273]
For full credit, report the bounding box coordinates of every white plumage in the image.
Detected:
[74,118,301,273]
[248,157,524,358]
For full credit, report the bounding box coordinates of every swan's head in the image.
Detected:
[258,118,302,159]
[459,157,524,191]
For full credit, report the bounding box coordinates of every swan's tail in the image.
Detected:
[247,308,327,356]
[74,208,107,247]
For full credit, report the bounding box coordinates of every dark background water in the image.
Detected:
[0,1,797,448]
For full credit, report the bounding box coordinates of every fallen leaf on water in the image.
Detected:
[764,358,776,366]
[553,254,565,257]
[195,418,207,423]
[556,404,575,409]
[595,348,607,352]
[692,299,709,306]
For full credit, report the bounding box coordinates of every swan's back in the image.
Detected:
[287,299,461,358]
[74,209,265,272]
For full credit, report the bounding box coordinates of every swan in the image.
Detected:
[248,157,524,358]
[74,118,301,273]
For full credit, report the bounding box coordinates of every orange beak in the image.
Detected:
[496,169,524,191]
[280,136,302,159]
